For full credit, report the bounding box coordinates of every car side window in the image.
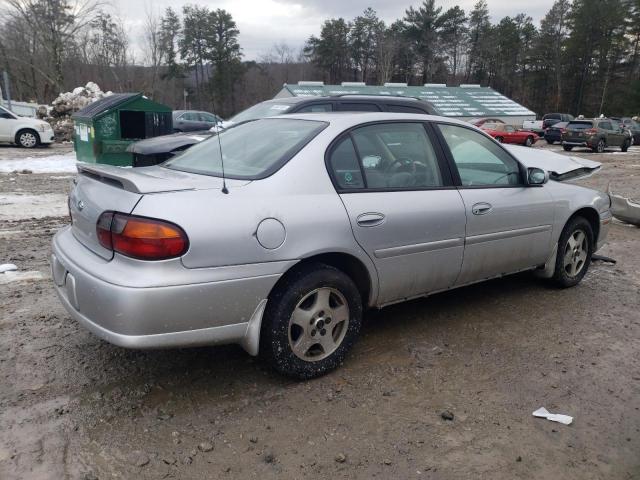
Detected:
[296,103,333,113]
[338,103,381,112]
[386,105,426,114]
[438,124,522,187]
[200,113,218,122]
[505,125,515,133]
[599,121,612,130]
[328,137,365,190]
[350,123,443,189]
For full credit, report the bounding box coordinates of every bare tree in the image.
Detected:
[5,0,101,90]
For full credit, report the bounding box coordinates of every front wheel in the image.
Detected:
[546,139,555,145]
[16,129,39,148]
[496,136,504,143]
[525,136,534,147]
[260,263,363,379]
[550,216,593,288]
[563,145,573,151]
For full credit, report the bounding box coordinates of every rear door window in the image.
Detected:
[349,123,444,189]
[567,121,593,130]
[599,121,613,130]
[327,137,364,189]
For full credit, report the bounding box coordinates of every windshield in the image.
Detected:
[164,118,327,179]
[229,101,294,123]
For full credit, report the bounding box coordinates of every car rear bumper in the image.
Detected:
[51,226,292,353]
[562,141,593,148]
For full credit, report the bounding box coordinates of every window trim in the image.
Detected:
[432,121,528,189]
[324,120,455,194]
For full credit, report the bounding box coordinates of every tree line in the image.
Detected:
[0,0,638,118]
[304,0,640,116]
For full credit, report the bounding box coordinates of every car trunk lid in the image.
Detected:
[70,164,249,259]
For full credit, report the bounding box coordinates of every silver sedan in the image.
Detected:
[51,113,612,378]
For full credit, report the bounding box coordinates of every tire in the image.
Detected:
[496,136,504,143]
[592,139,605,153]
[546,139,555,145]
[16,129,40,148]
[621,139,630,152]
[563,145,573,151]
[550,216,593,288]
[260,263,363,379]
[525,136,534,147]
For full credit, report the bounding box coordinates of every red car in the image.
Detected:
[481,123,539,147]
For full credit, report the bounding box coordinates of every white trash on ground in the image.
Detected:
[532,407,573,425]
[0,264,18,273]
[0,152,77,173]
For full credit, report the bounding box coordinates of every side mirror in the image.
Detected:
[527,167,549,186]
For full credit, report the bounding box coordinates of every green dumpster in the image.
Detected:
[71,93,172,166]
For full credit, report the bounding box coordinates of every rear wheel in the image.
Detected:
[16,129,39,148]
[563,145,573,151]
[525,136,534,147]
[546,139,555,145]
[260,263,363,379]
[592,139,605,153]
[550,216,593,288]
[621,139,630,152]
[496,136,504,143]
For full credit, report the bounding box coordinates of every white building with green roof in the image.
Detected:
[274,81,536,126]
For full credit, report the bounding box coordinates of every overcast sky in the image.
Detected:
[115,0,554,62]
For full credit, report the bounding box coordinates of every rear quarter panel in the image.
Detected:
[131,128,380,301]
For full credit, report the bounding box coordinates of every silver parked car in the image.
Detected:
[51,113,612,378]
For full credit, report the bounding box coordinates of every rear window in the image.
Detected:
[164,118,327,179]
[566,121,593,130]
[543,113,560,120]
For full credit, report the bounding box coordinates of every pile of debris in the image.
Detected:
[37,82,112,142]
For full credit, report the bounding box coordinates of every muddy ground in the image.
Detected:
[1,142,639,480]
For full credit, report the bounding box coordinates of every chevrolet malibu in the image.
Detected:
[52,113,612,378]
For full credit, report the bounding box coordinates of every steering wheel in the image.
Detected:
[492,171,520,184]
[386,157,415,173]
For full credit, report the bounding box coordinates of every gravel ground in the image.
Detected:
[1,142,639,480]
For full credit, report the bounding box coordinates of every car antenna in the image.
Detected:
[211,98,229,194]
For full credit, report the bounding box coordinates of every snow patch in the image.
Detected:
[0,193,68,219]
[0,153,77,173]
[0,270,46,284]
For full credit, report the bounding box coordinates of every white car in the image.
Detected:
[0,105,54,148]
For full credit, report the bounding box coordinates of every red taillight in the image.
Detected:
[585,128,597,135]
[97,212,188,260]
[560,128,567,134]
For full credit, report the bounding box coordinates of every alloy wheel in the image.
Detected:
[597,140,605,153]
[563,230,588,277]
[288,287,349,362]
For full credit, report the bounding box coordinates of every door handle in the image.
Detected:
[472,202,493,215]
[357,212,385,227]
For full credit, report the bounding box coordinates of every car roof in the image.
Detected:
[263,95,432,106]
